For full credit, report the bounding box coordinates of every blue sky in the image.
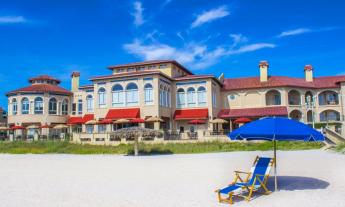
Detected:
[1,0,345,108]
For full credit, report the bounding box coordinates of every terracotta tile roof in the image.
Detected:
[223,75,345,91]
[174,108,209,120]
[107,59,193,75]
[79,84,94,89]
[218,106,288,118]
[6,84,72,96]
[105,108,140,120]
[29,75,61,84]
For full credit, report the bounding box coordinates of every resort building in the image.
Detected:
[5,60,345,142]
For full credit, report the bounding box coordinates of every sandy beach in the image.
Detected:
[0,150,344,207]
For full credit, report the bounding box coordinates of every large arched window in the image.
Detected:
[289,110,302,121]
[98,88,106,108]
[320,110,340,122]
[177,88,185,107]
[86,95,93,112]
[21,97,29,114]
[187,87,196,107]
[318,91,339,105]
[144,83,153,104]
[49,98,57,114]
[197,86,206,106]
[12,98,18,115]
[288,90,301,105]
[34,97,44,114]
[266,90,281,106]
[126,83,138,106]
[112,84,124,107]
[307,110,313,123]
[62,99,69,115]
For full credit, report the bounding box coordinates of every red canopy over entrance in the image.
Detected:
[174,109,209,120]
[105,108,140,120]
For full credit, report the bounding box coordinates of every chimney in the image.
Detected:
[259,61,269,82]
[304,65,313,82]
[71,71,80,92]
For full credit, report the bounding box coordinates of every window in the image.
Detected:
[144,83,153,104]
[167,89,171,107]
[320,110,340,122]
[62,99,68,115]
[138,66,146,71]
[126,83,138,106]
[78,100,83,115]
[212,90,217,107]
[12,98,18,115]
[148,65,157,69]
[98,125,106,133]
[266,90,281,105]
[112,84,124,107]
[197,86,206,106]
[98,88,106,108]
[187,87,196,107]
[72,103,76,115]
[127,67,135,72]
[177,88,185,107]
[159,85,164,106]
[86,95,94,112]
[34,97,44,114]
[21,97,29,114]
[159,64,167,69]
[49,98,57,114]
[86,125,94,134]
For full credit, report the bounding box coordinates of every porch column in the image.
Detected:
[154,122,160,130]
[229,119,233,132]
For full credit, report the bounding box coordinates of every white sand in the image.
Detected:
[0,150,344,207]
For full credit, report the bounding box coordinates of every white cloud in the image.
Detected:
[277,28,312,38]
[131,1,145,27]
[191,6,229,28]
[0,16,27,24]
[230,34,248,47]
[123,36,275,70]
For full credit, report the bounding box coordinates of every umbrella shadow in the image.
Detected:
[266,176,330,191]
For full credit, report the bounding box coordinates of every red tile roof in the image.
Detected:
[79,84,94,89]
[107,59,193,75]
[174,109,209,120]
[105,108,140,120]
[218,106,288,118]
[29,75,61,84]
[174,74,222,85]
[223,76,345,91]
[6,84,72,96]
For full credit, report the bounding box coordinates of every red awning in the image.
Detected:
[105,108,140,120]
[68,114,94,125]
[234,117,252,124]
[218,106,288,118]
[188,119,206,124]
[174,109,209,120]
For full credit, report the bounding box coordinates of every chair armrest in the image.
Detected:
[234,170,251,175]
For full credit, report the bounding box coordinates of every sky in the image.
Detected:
[1,0,345,108]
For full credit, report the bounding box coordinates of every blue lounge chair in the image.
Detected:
[215,156,274,204]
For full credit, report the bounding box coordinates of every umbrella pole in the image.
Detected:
[274,139,278,191]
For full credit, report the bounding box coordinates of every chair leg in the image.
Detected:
[228,192,234,204]
[246,188,254,202]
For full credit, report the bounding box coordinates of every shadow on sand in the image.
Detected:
[267,176,330,191]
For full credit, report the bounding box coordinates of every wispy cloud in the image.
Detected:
[131,1,145,27]
[191,6,230,28]
[123,35,275,69]
[277,28,312,38]
[0,16,27,24]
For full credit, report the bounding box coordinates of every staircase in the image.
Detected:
[323,127,345,145]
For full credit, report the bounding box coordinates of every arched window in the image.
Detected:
[318,91,339,105]
[288,90,301,105]
[126,83,138,106]
[98,88,106,108]
[86,95,93,112]
[49,98,57,114]
[112,84,124,107]
[187,87,196,107]
[34,97,44,114]
[320,110,340,122]
[177,88,185,107]
[12,98,18,115]
[305,91,314,107]
[62,99,69,115]
[266,90,281,106]
[307,110,313,122]
[197,86,206,106]
[144,83,153,104]
[167,88,171,107]
[78,99,83,114]
[159,85,164,106]
[21,97,29,114]
[289,110,302,121]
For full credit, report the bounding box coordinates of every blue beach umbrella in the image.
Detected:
[228,117,325,191]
